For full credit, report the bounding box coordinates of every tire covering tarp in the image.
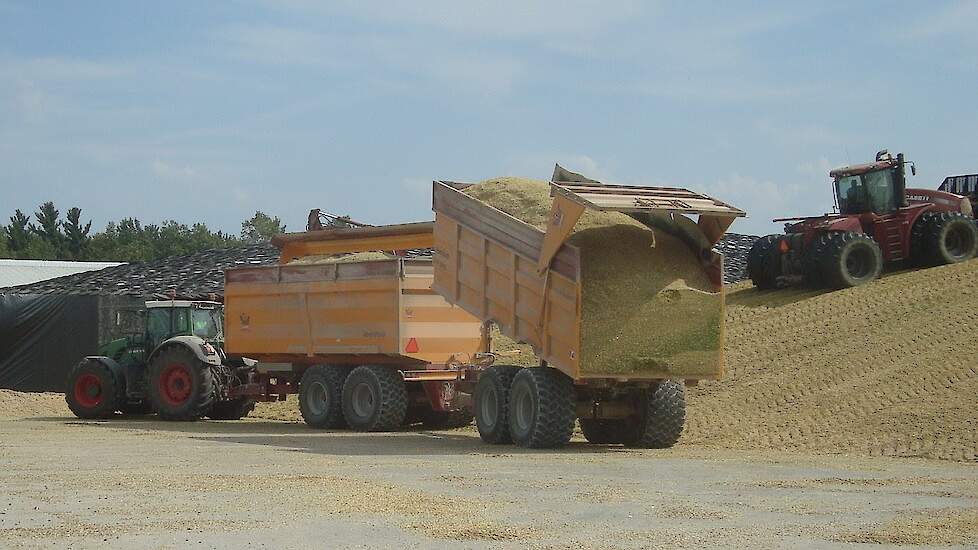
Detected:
[0,294,99,392]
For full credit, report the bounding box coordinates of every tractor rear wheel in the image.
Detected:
[474,365,522,444]
[747,235,782,290]
[819,232,882,289]
[580,418,627,445]
[147,346,215,421]
[620,381,686,449]
[917,211,978,266]
[299,365,350,429]
[65,359,121,419]
[507,367,576,449]
[207,398,256,420]
[341,365,408,431]
[421,406,474,430]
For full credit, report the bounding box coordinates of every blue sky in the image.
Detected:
[1,1,976,236]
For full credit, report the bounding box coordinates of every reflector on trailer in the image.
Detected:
[405,338,419,353]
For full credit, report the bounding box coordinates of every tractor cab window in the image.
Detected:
[836,175,865,214]
[864,169,897,213]
[836,170,898,214]
[191,307,223,340]
[146,309,171,347]
[172,308,191,335]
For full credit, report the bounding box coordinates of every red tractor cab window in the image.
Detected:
[835,168,898,215]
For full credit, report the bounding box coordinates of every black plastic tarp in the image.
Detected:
[0,294,99,392]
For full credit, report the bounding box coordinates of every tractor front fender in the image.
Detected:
[148,336,223,367]
[818,217,863,234]
[82,356,125,383]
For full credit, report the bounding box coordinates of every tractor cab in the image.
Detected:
[830,150,914,216]
[144,300,224,350]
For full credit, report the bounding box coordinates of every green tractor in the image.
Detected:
[65,300,256,421]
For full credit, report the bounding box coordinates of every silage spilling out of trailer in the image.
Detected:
[288,251,394,265]
[465,178,721,377]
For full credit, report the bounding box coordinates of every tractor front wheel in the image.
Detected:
[147,346,215,421]
[65,359,120,419]
[819,232,882,289]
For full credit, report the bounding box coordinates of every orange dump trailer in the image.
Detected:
[222,222,489,431]
[428,166,745,449]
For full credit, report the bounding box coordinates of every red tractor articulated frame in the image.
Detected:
[748,150,978,290]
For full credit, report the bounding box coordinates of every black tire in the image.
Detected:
[915,211,978,266]
[341,365,408,431]
[473,365,522,444]
[507,367,576,449]
[65,359,121,419]
[207,398,256,420]
[299,365,350,429]
[421,406,474,430]
[747,235,782,290]
[818,231,882,289]
[803,233,834,287]
[579,418,626,445]
[147,346,215,421]
[620,381,686,449]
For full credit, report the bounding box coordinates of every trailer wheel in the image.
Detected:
[422,406,474,430]
[299,365,350,429]
[747,235,781,290]
[621,381,686,449]
[342,365,408,431]
[207,398,256,420]
[65,359,120,419]
[579,419,626,444]
[919,211,978,265]
[819,231,882,289]
[507,367,576,449]
[147,346,215,421]
[474,365,521,444]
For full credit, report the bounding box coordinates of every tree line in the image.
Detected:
[0,202,287,262]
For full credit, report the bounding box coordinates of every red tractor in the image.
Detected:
[748,150,978,289]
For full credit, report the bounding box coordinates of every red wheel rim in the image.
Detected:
[73,373,103,409]
[159,363,193,407]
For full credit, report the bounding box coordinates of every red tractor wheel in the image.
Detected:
[147,346,215,421]
[65,359,120,419]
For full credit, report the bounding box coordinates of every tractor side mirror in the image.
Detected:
[911,164,916,176]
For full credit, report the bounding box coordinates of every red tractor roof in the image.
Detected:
[829,158,898,178]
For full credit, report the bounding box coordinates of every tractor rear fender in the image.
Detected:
[147,335,223,368]
[906,188,973,217]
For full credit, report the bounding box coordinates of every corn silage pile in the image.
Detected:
[464,178,721,377]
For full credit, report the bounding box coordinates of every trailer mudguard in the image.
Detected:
[147,335,223,367]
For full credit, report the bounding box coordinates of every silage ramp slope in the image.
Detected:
[685,260,978,462]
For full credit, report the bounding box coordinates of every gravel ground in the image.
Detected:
[1,416,976,549]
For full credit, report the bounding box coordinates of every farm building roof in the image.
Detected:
[0,259,124,288]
